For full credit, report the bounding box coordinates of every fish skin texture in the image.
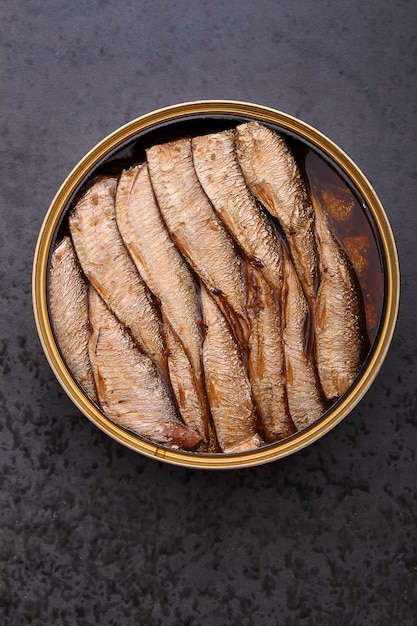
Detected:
[246,265,296,442]
[164,321,214,447]
[115,165,199,353]
[48,236,98,404]
[235,121,318,303]
[281,249,327,430]
[192,130,283,293]
[201,285,263,454]
[115,163,211,444]
[68,176,167,377]
[88,287,202,450]
[314,199,369,399]
[146,137,249,345]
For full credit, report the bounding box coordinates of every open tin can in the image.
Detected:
[32,100,400,469]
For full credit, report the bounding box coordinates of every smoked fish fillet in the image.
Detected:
[314,198,369,399]
[281,249,327,430]
[115,163,209,441]
[246,265,296,442]
[201,286,263,453]
[88,287,202,450]
[115,163,202,371]
[48,236,97,404]
[235,121,318,303]
[192,130,283,293]
[68,176,167,378]
[147,137,249,346]
[164,321,212,446]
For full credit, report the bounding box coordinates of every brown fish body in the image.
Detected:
[282,249,327,430]
[68,176,166,377]
[235,121,318,302]
[164,322,215,449]
[246,265,295,442]
[314,200,369,399]
[88,287,202,450]
[192,130,283,293]
[115,163,204,379]
[115,163,211,444]
[48,236,97,403]
[201,286,263,454]
[146,138,249,344]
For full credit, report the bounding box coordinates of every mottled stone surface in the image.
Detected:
[0,1,416,624]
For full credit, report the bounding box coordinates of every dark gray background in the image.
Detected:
[1,1,416,624]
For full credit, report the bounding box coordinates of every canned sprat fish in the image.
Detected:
[33,101,399,469]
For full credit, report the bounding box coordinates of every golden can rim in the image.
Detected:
[32,100,400,469]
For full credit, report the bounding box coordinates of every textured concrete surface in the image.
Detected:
[0,1,416,624]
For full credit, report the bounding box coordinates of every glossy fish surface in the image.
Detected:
[115,163,211,443]
[164,321,212,447]
[146,137,249,344]
[281,249,327,430]
[201,286,263,454]
[68,176,166,376]
[235,121,318,302]
[314,199,369,399]
[88,287,202,450]
[192,130,283,292]
[115,163,204,379]
[246,265,295,442]
[48,236,97,403]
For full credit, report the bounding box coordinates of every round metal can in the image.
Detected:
[32,100,400,469]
